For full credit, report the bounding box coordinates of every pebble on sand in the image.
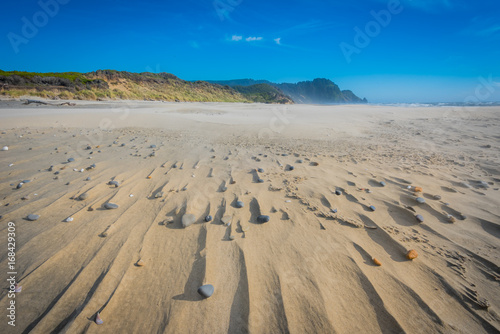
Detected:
[235,201,244,208]
[2,146,8,151]
[136,259,145,267]
[335,190,342,196]
[415,214,424,223]
[109,180,119,187]
[205,215,213,222]
[197,284,214,298]
[406,250,418,260]
[369,205,376,211]
[414,186,423,193]
[78,193,89,201]
[416,197,426,204]
[64,217,74,222]
[182,214,196,228]
[433,195,442,200]
[104,203,119,210]
[67,158,75,162]
[257,215,270,223]
[380,181,386,187]
[447,215,456,223]
[373,258,382,266]
[27,214,40,221]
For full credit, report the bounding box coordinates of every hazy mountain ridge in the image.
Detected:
[207,78,367,104]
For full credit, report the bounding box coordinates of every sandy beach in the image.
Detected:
[0,100,499,333]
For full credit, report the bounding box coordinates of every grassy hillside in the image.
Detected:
[0,70,292,104]
[232,83,293,104]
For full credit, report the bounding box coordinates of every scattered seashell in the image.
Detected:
[95,312,104,325]
[64,217,74,222]
[373,258,382,266]
[406,249,418,260]
[136,259,145,267]
[14,284,21,293]
[447,215,456,223]
[414,186,423,193]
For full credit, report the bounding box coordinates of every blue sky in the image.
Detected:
[1,0,500,102]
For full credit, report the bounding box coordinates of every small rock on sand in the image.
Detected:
[416,197,426,204]
[369,205,376,211]
[2,146,8,151]
[415,214,424,223]
[109,180,119,187]
[380,181,386,187]
[205,215,212,222]
[27,214,40,221]
[257,215,270,223]
[67,158,75,162]
[78,193,89,200]
[198,284,214,298]
[182,214,196,228]
[104,203,119,210]
[235,201,244,208]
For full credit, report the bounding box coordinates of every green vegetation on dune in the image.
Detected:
[0,70,292,104]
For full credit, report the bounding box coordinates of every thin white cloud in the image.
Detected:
[231,35,243,41]
[274,38,281,45]
[246,36,263,42]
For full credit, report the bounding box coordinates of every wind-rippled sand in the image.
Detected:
[0,100,499,333]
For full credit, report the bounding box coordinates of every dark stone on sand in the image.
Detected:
[257,215,270,223]
[121,143,126,147]
[16,183,23,189]
[104,203,119,210]
[415,214,424,223]
[477,181,490,189]
[78,193,89,200]
[27,214,40,221]
[460,214,467,220]
[235,201,244,208]
[433,195,442,200]
[109,180,119,187]
[289,166,295,171]
[335,190,342,196]
[416,197,426,204]
[282,153,289,156]
[67,158,75,162]
[297,159,303,163]
[86,146,92,150]
[380,181,386,187]
[197,284,214,298]
[258,168,264,173]
[205,215,213,222]
[369,205,376,211]
[22,180,31,183]
[150,145,156,148]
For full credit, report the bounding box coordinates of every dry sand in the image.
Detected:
[0,99,499,333]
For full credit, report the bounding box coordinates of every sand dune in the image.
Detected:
[0,100,499,333]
